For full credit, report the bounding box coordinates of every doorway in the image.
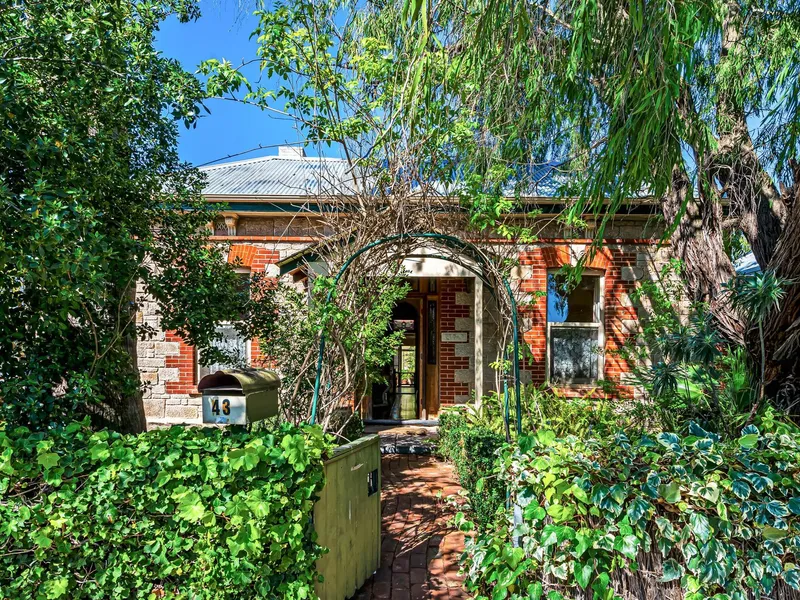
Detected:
[369,278,440,421]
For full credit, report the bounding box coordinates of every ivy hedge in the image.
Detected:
[438,409,506,531]
[461,424,800,600]
[0,420,331,599]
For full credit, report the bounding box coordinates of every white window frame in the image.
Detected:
[196,267,252,383]
[545,270,605,385]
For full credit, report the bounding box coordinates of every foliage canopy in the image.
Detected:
[0,0,247,432]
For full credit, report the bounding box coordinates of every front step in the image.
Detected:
[364,419,439,426]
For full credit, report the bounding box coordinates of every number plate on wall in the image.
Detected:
[202,394,247,425]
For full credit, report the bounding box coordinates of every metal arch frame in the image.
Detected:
[309,233,522,440]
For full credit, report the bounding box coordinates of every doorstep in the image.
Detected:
[363,424,439,455]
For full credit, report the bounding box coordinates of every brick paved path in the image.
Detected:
[354,454,470,600]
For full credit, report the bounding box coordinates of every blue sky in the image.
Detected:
[156,2,317,166]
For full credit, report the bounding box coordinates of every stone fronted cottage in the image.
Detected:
[137,147,674,427]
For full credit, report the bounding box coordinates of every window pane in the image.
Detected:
[547,274,598,323]
[198,324,249,381]
[550,326,599,383]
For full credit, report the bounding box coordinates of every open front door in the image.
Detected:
[368,280,440,421]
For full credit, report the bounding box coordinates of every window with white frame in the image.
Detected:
[546,272,604,384]
[197,270,251,381]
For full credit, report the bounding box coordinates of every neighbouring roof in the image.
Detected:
[734,252,761,274]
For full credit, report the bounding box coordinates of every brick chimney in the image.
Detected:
[278,145,306,158]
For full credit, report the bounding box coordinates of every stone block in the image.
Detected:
[454,317,474,332]
[155,341,180,355]
[454,343,473,357]
[143,399,165,418]
[187,396,202,406]
[138,358,165,368]
[141,371,158,384]
[621,319,640,334]
[621,266,644,282]
[454,369,474,383]
[165,405,200,420]
[159,367,180,382]
[453,395,471,405]
[510,265,533,280]
[150,384,165,396]
[455,292,473,306]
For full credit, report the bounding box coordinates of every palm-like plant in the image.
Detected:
[727,271,792,414]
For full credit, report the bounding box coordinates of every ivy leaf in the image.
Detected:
[784,569,800,590]
[574,561,593,588]
[89,442,110,461]
[661,558,683,582]
[614,534,639,559]
[547,504,575,522]
[42,577,70,599]
[766,500,789,518]
[657,433,681,452]
[689,513,711,541]
[177,492,206,522]
[573,532,592,558]
[748,558,765,579]
[524,502,546,521]
[32,530,52,549]
[763,526,788,541]
[37,452,60,469]
[732,479,751,500]
[527,582,543,600]
[281,434,310,472]
[627,498,652,523]
[659,481,681,504]
[787,497,800,515]
[699,559,728,586]
[738,433,759,448]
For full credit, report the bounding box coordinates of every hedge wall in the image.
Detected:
[461,424,800,600]
[438,409,506,531]
[0,420,330,599]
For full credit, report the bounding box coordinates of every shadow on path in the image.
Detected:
[353,454,470,600]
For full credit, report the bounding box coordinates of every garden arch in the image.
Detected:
[309,233,522,440]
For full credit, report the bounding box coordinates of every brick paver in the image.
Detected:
[354,454,470,600]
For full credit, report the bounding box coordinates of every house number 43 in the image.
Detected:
[210,398,231,416]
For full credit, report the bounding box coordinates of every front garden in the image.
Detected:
[435,268,800,600]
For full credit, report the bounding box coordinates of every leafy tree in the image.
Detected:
[203,0,800,402]
[0,0,246,432]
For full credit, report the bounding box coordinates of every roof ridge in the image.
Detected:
[199,154,348,171]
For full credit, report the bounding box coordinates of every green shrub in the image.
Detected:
[0,420,331,599]
[438,408,505,531]
[437,407,469,462]
[461,424,800,599]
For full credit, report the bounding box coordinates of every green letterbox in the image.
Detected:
[198,368,280,425]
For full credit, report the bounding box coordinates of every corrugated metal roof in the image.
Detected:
[199,154,569,198]
[200,155,356,196]
[735,252,761,274]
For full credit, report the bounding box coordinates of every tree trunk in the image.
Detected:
[661,166,744,343]
[758,161,800,407]
[87,283,148,434]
